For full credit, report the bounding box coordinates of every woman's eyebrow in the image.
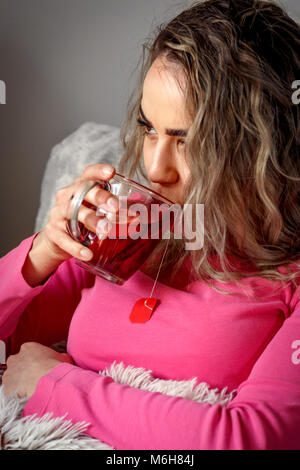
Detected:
[139,105,188,137]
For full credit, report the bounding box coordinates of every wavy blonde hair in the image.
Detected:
[117,0,300,297]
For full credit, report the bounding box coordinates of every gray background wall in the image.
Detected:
[0,0,299,257]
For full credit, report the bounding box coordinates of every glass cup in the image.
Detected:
[66,173,174,285]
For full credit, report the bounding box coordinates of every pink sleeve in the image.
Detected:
[22,284,300,450]
[0,233,94,354]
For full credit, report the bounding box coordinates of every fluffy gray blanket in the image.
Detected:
[0,361,235,450]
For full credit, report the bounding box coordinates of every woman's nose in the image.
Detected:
[146,141,178,185]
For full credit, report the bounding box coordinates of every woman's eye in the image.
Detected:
[144,126,156,136]
[177,139,186,150]
[137,119,156,136]
[143,125,157,136]
[137,119,185,146]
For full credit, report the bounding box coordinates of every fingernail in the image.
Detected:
[96,218,110,233]
[97,233,107,240]
[80,248,92,259]
[102,165,114,176]
[107,197,119,211]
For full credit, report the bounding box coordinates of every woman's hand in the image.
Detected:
[21,163,119,287]
[2,342,74,399]
[37,163,119,265]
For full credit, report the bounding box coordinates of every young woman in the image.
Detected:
[1,0,300,450]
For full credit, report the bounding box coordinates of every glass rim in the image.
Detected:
[113,172,174,206]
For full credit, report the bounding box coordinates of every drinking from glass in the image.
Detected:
[66,173,174,285]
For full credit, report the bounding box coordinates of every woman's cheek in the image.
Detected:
[143,139,154,172]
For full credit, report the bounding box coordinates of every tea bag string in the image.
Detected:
[144,237,170,308]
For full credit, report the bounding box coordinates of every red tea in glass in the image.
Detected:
[66,174,174,285]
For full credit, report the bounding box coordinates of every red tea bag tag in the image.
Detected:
[129,238,169,324]
[129,298,158,323]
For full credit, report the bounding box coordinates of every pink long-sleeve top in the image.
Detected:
[1,232,300,450]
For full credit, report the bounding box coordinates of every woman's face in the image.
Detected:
[140,56,192,205]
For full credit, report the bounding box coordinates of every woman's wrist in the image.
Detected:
[21,233,62,287]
